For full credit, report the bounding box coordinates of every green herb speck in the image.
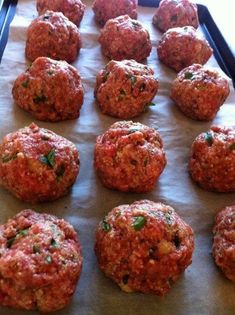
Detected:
[33,94,47,104]
[7,228,29,248]
[205,132,213,146]
[145,102,155,107]
[184,72,194,80]
[229,143,235,150]
[164,211,173,225]
[40,148,56,168]
[102,219,111,232]
[45,255,52,264]
[21,79,29,88]
[33,245,41,254]
[130,75,137,87]
[132,216,146,231]
[50,238,58,248]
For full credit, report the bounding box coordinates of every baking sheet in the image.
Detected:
[0,0,235,314]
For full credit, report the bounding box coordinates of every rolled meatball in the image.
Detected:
[189,125,235,192]
[0,123,80,202]
[94,121,166,193]
[12,57,84,122]
[25,10,81,63]
[95,200,194,296]
[99,15,152,62]
[153,0,199,32]
[92,0,137,26]
[94,59,159,119]
[212,205,235,282]
[36,0,86,26]
[171,64,230,121]
[0,209,82,312]
[157,26,213,72]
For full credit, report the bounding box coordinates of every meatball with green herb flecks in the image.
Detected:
[189,126,235,192]
[0,209,82,312]
[12,57,84,122]
[99,15,152,62]
[171,64,230,121]
[25,10,81,63]
[95,200,194,296]
[94,59,159,119]
[212,205,235,282]
[36,0,86,26]
[157,26,212,72]
[153,0,199,32]
[0,123,79,202]
[94,121,166,193]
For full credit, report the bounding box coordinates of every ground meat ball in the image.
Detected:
[94,121,166,193]
[12,57,84,122]
[153,0,199,32]
[189,126,235,192]
[212,205,235,282]
[171,64,230,121]
[95,200,194,296]
[99,15,152,62]
[0,209,82,312]
[92,0,137,26]
[0,123,80,202]
[25,10,81,63]
[157,26,213,72]
[36,0,86,26]
[94,59,159,119]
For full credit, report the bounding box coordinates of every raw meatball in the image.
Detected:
[94,121,166,193]
[171,64,230,121]
[36,0,86,26]
[189,125,235,192]
[212,205,235,282]
[0,209,82,312]
[153,0,199,32]
[99,15,152,62]
[94,59,159,119]
[0,123,80,202]
[12,57,84,122]
[92,0,137,26]
[157,26,213,72]
[25,10,81,63]
[95,200,194,296]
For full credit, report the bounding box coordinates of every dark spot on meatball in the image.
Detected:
[130,159,137,166]
[164,211,173,226]
[43,14,51,21]
[33,244,41,254]
[21,79,29,88]
[122,274,129,284]
[50,238,59,248]
[119,89,126,100]
[229,143,235,150]
[1,152,18,163]
[139,83,146,92]
[55,164,65,180]
[173,235,180,248]
[33,94,47,104]
[170,14,178,23]
[45,255,52,264]
[7,228,29,248]
[103,72,109,82]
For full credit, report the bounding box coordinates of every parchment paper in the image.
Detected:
[0,1,234,314]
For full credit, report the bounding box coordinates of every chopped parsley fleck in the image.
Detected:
[103,72,109,82]
[7,228,29,248]
[43,14,50,21]
[119,89,126,100]
[40,148,56,168]
[205,132,213,146]
[21,79,29,88]
[170,14,178,23]
[122,274,129,284]
[1,153,18,163]
[145,102,155,107]
[102,219,111,232]
[130,75,137,87]
[132,216,146,231]
[50,238,58,248]
[33,245,41,254]
[45,255,52,264]
[33,94,47,104]
[164,211,173,225]
[128,128,140,134]
[47,70,54,76]
[229,143,235,150]
[184,72,194,80]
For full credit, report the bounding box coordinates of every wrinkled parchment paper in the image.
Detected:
[0,1,234,314]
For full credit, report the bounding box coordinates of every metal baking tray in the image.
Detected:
[139,0,235,87]
[1,0,235,88]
